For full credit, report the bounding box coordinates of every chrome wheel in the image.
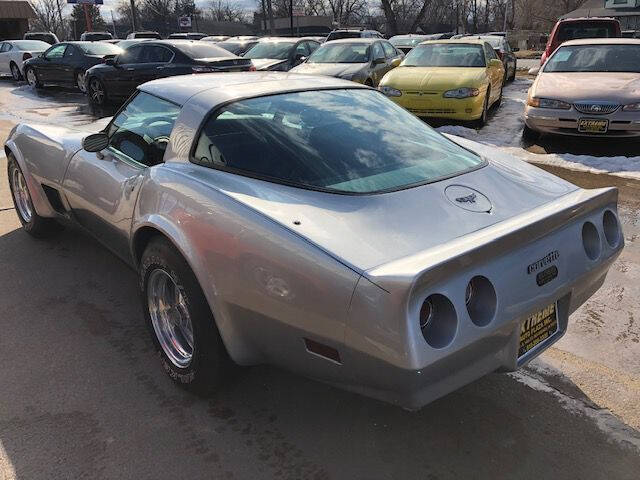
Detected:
[11,64,21,81]
[89,78,105,104]
[10,166,33,223]
[26,68,37,87]
[147,269,194,368]
[76,71,87,93]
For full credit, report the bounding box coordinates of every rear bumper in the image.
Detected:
[524,105,640,137]
[344,188,623,409]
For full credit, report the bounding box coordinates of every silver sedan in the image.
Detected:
[4,72,623,409]
[524,38,640,139]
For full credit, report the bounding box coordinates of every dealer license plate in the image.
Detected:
[578,118,608,133]
[518,303,558,358]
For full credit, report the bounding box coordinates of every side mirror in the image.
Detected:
[391,58,402,67]
[294,53,306,63]
[82,132,109,153]
[489,58,503,68]
[528,66,540,76]
[373,56,385,65]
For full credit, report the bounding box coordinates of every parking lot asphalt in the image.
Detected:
[1,78,639,479]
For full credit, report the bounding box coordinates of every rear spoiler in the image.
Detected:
[364,187,618,291]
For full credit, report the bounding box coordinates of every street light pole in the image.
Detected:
[290,0,294,36]
[129,0,137,32]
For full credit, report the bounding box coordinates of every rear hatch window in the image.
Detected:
[557,21,618,42]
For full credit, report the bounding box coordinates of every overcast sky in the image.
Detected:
[92,0,258,20]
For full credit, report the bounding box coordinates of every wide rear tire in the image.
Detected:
[25,67,42,88]
[140,237,232,394]
[88,77,107,105]
[7,153,58,237]
[10,62,22,81]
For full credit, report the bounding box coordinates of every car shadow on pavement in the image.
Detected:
[0,223,639,479]
[522,134,640,158]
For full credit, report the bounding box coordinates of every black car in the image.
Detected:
[84,40,254,105]
[216,39,259,56]
[242,37,320,71]
[23,41,122,92]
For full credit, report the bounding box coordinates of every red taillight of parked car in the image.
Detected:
[23,53,32,61]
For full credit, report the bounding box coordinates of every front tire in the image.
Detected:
[88,77,107,105]
[25,67,42,88]
[10,62,22,81]
[140,238,231,394]
[522,124,540,142]
[473,90,490,128]
[7,153,58,237]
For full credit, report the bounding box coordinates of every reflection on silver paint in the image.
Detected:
[3,73,624,409]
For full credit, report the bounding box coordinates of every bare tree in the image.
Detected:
[29,0,66,38]
[208,0,248,22]
[380,0,434,36]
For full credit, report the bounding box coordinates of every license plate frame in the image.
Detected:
[578,118,608,133]
[518,303,558,359]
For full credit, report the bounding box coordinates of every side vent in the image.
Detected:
[303,338,342,365]
[41,184,66,214]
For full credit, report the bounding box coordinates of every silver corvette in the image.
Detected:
[4,73,623,409]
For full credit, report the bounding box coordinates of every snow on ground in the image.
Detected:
[436,78,640,180]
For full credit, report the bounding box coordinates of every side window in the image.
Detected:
[45,44,66,59]
[0,43,7,53]
[106,92,181,166]
[382,41,396,58]
[118,45,143,64]
[63,45,76,57]
[307,41,319,53]
[141,45,173,63]
[484,43,497,60]
[372,42,384,60]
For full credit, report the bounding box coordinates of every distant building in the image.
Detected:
[562,0,640,30]
[0,0,36,40]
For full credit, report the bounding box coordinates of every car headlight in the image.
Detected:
[622,102,640,112]
[379,86,402,97]
[443,88,479,98]
[527,97,571,109]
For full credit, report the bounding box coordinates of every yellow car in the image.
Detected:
[378,39,505,126]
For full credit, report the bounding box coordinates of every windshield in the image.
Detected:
[12,40,49,51]
[192,89,482,194]
[390,36,427,47]
[134,32,160,39]
[307,43,370,63]
[557,21,617,42]
[326,31,361,41]
[243,41,294,60]
[25,34,55,43]
[544,44,640,73]
[403,43,485,67]
[78,42,122,55]
[177,42,232,58]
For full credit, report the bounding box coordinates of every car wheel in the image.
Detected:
[76,71,87,93]
[140,237,232,394]
[494,84,503,108]
[88,77,107,105]
[473,90,489,129]
[10,63,22,81]
[509,65,516,82]
[7,153,58,237]
[522,124,540,142]
[25,67,42,88]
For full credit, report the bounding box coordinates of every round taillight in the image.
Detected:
[420,294,457,348]
[23,52,32,61]
[603,210,620,248]
[465,276,497,327]
[582,221,601,260]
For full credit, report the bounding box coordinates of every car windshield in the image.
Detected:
[557,21,617,42]
[390,36,426,47]
[216,42,250,54]
[307,43,370,63]
[176,42,231,58]
[12,40,49,50]
[402,43,485,67]
[192,89,483,194]
[327,31,361,41]
[134,32,160,38]
[477,36,501,47]
[78,42,122,55]
[243,41,294,60]
[25,34,55,43]
[116,40,144,49]
[544,44,640,73]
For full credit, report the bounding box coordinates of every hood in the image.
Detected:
[181,135,576,273]
[533,72,640,104]
[382,66,486,91]
[251,58,288,70]
[291,62,367,78]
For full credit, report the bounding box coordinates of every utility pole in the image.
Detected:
[503,0,509,32]
[111,9,117,38]
[266,0,275,35]
[260,0,267,32]
[289,0,293,37]
[129,0,137,32]
[83,4,92,32]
